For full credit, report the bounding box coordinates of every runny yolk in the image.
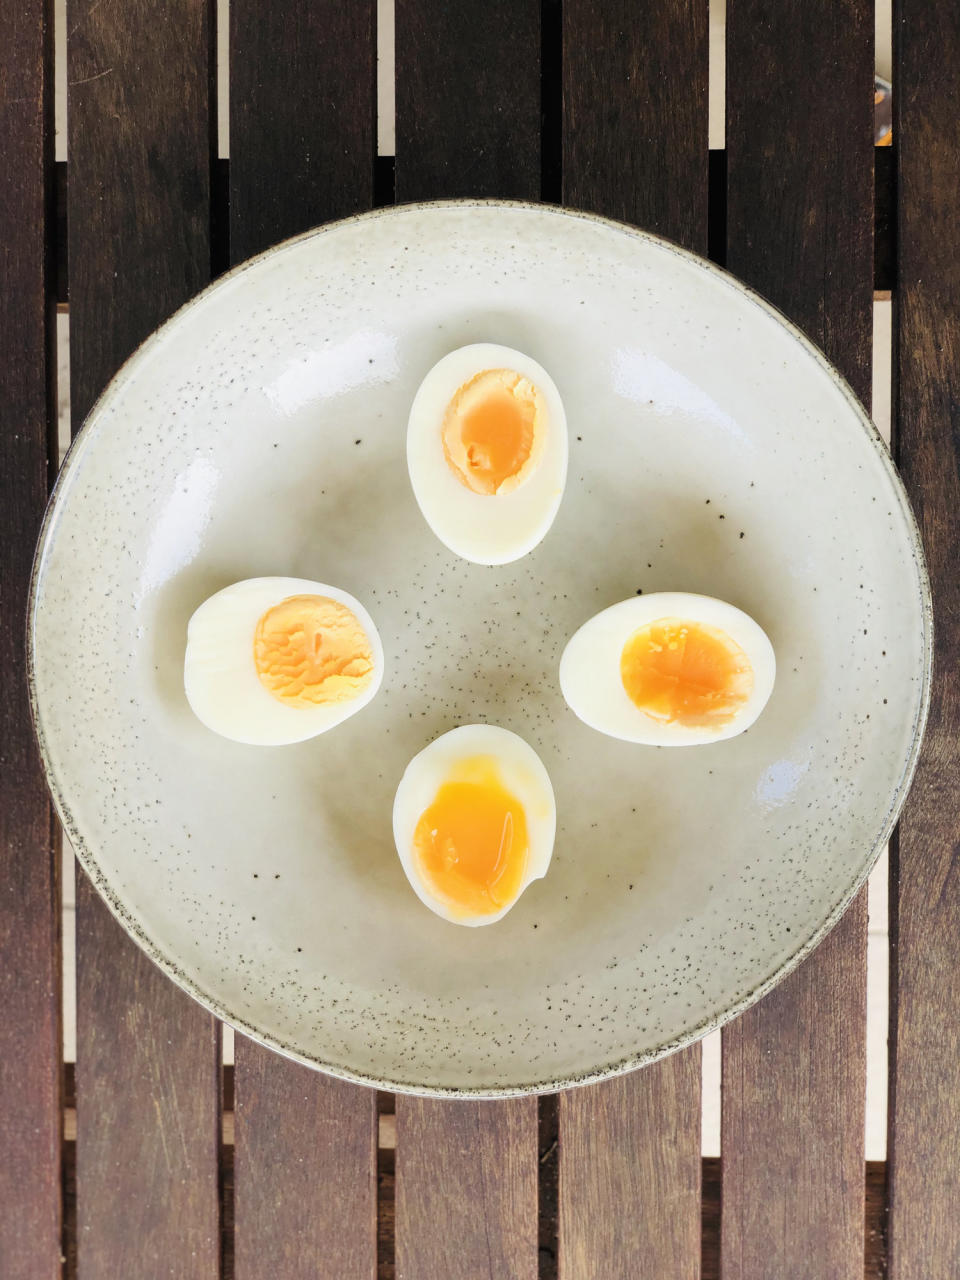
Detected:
[620,617,754,727]
[254,594,373,707]
[442,368,545,495]
[413,756,529,918]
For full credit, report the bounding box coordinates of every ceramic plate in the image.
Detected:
[29,203,931,1095]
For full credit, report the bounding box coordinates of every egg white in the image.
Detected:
[392,724,557,926]
[184,576,384,746]
[407,344,568,565]
[559,592,776,746]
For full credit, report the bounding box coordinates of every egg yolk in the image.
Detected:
[413,756,529,917]
[442,368,545,495]
[620,618,754,727]
[254,594,373,707]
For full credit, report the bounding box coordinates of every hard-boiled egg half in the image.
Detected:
[184,577,383,745]
[407,344,568,565]
[560,592,775,746]
[393,725,556,926]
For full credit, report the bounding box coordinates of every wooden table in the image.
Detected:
[2,2,958,1276]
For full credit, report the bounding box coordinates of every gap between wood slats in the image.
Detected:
[50,149,897,304]
[56,1128,889,1280]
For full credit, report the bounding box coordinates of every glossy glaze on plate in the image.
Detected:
[29,202,931,1095]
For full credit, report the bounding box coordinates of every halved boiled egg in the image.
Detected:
[559,592,776,745]
[184,577,383,745]
[407,344,568,565]
[392,725,556,925]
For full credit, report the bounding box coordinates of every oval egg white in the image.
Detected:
[407,343,568,565]
[559,591,776,746]
[392,724,556,926]
[184,576,384,745]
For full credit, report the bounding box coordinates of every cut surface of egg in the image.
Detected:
[184,577,384,745]
[393,725,556,925]
[559,592,776,745]
[407,344,568,565]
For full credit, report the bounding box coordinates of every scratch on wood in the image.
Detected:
[69,67,113,87]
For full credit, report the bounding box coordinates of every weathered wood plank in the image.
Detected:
[233,1043,377,1279]
[228,5,379,1275]
[394,0,541,201]
[229,0,376,263]
[887,2,960,1276]
[559,1056,702,1279]
[395,1097,539,1280]
[68,1,222,1274]
[563,0,708,239]
[0,0,61,1275]
[721,3,874,1277]
[558,4,707,1276]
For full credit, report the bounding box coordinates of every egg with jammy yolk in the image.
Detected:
[393,725,556,925]
[406,344,568,565]
[184,577,384,745]
[559,592,776,746]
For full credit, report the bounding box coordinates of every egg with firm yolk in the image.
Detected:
[559,592,776,745]
[407,344,568,565]
[393,725,556,925]
[184,577,384,744]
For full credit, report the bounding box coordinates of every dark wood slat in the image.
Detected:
[229,0,376,263]
[721,901,868,1278]
[67,1,221,1274]
[395,1097,538,1279]
[394,0,541,201]
[0,0,61,1275]
[233,1041,377,1279]
[558,4,707,1276]
[721,5,874,1277]
[887,2,960,1275]
[563,0,708,239]
[75,886,221,1275]
[725,1,875,408]
[559,1056,702,1279]
[227,6,379,1276]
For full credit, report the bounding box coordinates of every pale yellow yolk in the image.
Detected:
[620,618,754,727]
[442,368,545,495]
[254,594,373,707]
[413,756,530,917]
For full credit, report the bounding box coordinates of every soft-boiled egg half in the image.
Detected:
[184,577,383,745]
[407,344,568,565]
[560,592,776,746]
[393,725,556,926]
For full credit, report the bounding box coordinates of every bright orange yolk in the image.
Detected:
[442,368,545,495]
[620,618,754,727]
[254,594,373,707]
[413,756,529,918]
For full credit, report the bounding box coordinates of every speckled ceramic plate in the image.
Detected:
[29,202,931,1095]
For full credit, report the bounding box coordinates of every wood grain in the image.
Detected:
[68,1,222,1274]
[557,5,707,1277]
[0,0,61,1275]
[394,0,541,201]
[228,6,379,1275]
[563,0,708,238]
[559,1056,702,1279]
[887,2,960,1275]
[229,0,376,263]
[395,1097,538,1280]
[233,1041,377,1279]
[722,4,874,1277]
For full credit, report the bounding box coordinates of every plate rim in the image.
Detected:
[27,198,934,1097]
